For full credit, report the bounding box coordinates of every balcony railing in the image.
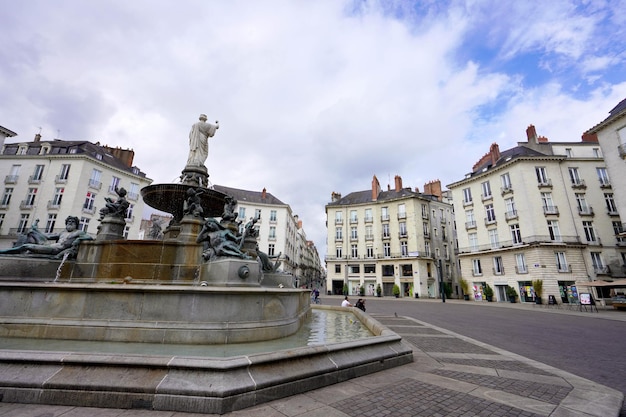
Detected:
[493,267,505,275]
[484,217,497,226]
[594,266,610,275]
[350,218,358,224]
[578,206,594,216]
[28,175,42,184]
[457,235,582,254]
[463,199,473,207]
[19,200,34,210]
[82,206,96,215]
[505,210,518,221]
[481,193,493,202]
[515,265,528,274]
[543,205,559,215]
[55,175,68,184]
[397,212,406,220]
[619,143,626,159]
[4,175,18,184]
[537,179,552,188]
[128,192,139,201]
[571,179,586,189]
[47,200,61,210]
[381,214,390,222]
[599,179,611,188]
[500,186,513,196]
[364,216,373,223]
[465,220,476,230]
[88,179,102,190]
[334,219,343,225]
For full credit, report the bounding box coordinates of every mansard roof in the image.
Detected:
[213,184,286,206]
[1,139,146,177]
[327,187,424,206]
[471,145,546,174]
[586,97,626,134]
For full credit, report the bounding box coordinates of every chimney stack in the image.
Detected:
[394,175,403,192]
[423,180,442,201]
[34,133,41,142]
[262,188,267,199]
[526,125,538,143]
[372,175,381,201]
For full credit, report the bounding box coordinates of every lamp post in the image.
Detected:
[437,258,445,303]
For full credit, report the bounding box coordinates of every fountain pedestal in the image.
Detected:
[96,216,126,241]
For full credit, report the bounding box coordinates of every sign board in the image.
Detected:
[580,293,592,305]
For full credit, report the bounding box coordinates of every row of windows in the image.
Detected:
[334,241,450,259]
[334,204,448,224]
[471,250,615,277]
[6,164,142,199]
[462,167,611,205]
[464,193,618,229]
[464,218,624,252]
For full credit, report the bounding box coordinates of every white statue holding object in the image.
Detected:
[187,114,219,167]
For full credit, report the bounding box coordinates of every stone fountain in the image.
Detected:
[0,115,412,414]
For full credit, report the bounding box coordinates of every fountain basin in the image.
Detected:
[0,306,413,414]
[0,282,310,344]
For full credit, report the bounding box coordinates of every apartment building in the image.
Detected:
[213,184,323,288]
[0,130,152,246]
[325,175,457,298]
[585,98,626,231]
[447,125,624,304]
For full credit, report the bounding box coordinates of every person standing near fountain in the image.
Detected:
[187,114,219,167]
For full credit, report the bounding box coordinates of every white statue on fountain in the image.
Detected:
[187,114,219,167]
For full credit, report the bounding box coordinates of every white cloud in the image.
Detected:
[1,0,624,259]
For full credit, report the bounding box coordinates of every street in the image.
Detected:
[324,296,626,414]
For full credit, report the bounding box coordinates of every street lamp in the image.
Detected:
[437,259,445,303]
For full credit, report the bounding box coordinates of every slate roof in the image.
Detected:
[586,97,626,133]
[327,187,427,206]
[0,126,17,137]
[471,145,547,175]
[213,184,286,206]
[1,139,147,177]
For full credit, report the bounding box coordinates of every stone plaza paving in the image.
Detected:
[0,309,623,417]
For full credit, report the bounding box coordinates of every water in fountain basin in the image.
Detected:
[0,309,372,358]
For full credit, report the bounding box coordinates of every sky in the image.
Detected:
[2,0,626,259]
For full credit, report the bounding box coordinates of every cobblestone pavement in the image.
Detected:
[0,312,623,417]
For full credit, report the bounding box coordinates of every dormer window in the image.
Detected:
[96,153,103,160]
[18,146,28,155]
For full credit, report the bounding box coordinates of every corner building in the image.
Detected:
[325,175,457,298]
[0,130,152,246]
[447,125,625,304]
[213,184,323,289]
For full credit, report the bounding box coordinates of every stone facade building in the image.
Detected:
[585,98,626,233]
[325,175,457,298]
[213,184,323,288]
[0,130,152,246]
[447,125,624,304]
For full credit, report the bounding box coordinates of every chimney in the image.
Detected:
[372,175,381,201]
[526,125,538,143]
[34,133,41,142]
[581,132,598,143]
[423,180,442,201]
[394,175,402,192]
[415,187,420,193]
[331,192,342,202]
[262,188,267,199]
[489,143,500,165]
[297,220,303,229]
[102,145,135,168]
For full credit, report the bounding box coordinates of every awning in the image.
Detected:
[574,279,626,287]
